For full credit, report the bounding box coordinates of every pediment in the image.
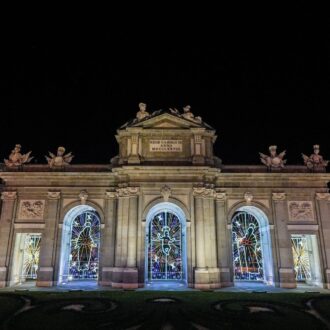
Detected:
[129,113,204,129]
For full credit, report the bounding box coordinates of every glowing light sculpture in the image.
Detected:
[232,211,264,281]
[22,234,41,280]
[148,211,183,281]
[69,211,100,280]
[291,235,312,281]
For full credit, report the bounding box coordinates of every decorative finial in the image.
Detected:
[45,146,74,168]
[259,145,286,170]
[4,144,33,167]
[302,145,328,172]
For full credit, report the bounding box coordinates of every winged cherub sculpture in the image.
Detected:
[302,145,328,172]
[4,144,33,167]
[259,145,286,170]
[46,146,74,168]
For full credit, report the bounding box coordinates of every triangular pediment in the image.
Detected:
[128,112,204,129]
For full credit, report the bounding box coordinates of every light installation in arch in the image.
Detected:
[22,234,41,280]
[69,211,100,280]
[148,211,183,281]
[291,235,312,281]
[232,211,263,281]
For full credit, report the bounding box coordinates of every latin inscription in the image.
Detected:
[149,140,183,152]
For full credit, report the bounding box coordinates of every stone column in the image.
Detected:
[112,187,139,288]
[272,192,296,288]
[193,187,220,289]
[316,193,330,289]
[123,188,139,289]
[215,192,232,287]
[0,191,17,287]
[99,191,117,286]
[36,191,61,287]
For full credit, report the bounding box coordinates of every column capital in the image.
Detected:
[193,187,215,198]
[316,192,330,201]
[117,187,140,197]
[215,192,226,201]
[105,191,118,199]
[1,191,17,201]
[272,192,286,201]
[47,191,61,200]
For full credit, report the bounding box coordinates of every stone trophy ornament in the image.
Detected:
[302,145,328,172]
[4,144,33,167]
[259,145,286,170]
[136,102,150,121]
[46,146,74,168]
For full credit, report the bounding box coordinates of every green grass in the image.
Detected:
[0,291,329,329]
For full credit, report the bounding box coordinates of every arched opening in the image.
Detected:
[145,202,187,287]
[231,206,274,285]
[59,205,100,284]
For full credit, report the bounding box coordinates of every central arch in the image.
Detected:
[145,202,187,285]
[231,205,274,285]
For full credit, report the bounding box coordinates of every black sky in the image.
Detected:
[1,16,329,166]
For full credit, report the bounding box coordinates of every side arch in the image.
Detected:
[229,203,274,285]
[58,204,101,283]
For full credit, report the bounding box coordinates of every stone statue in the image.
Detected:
[45,146,74,168]
[182,105,202,123]
[136,102,149,121]
[4,144,33,167]
[302,145,328,172]
[182,105,195,120]
[259,145,286,170]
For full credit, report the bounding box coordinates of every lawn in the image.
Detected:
[0,291,329,329]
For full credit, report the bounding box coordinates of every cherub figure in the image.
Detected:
[136,102,149,120]
[4,144,33,167]
[259,145,286,170]
[302,145,328,172]
[46,146,74,168]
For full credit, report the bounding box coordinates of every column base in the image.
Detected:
[36,267,54,287]
[279,268,297,288]
[219,267,233,287]
[194,267,221,289]
[325,269,330,289]
[0,267,8,288]
[100,267,138,289]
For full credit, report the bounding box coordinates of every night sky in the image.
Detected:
[1,18,329,166]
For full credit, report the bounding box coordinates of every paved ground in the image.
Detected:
[1,280,328,293]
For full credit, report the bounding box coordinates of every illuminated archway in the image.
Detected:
[59,205,100,283]
[145,202,187,284]
[231,206,274,284]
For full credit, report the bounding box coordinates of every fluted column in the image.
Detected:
[0,191,17,287]
[99,191,117,286]
[272,192,296,288]
[193,187,220,289]
[37,191,61,287]
[316,193,330,289]
[112,187,139,289]
[194,191,205,268]
[215,192,232,287]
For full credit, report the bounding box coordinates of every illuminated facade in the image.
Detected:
[0,107,330,290]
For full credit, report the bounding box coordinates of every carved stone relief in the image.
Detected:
[288,201,314,221]
[18,200,45,220]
